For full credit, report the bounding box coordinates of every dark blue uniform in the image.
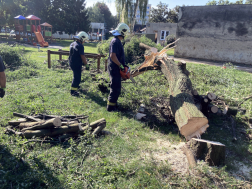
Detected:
[0,56,5,72]
[107,37,125,107]
[69,41,84,92]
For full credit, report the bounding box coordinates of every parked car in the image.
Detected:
[9,30,16,37]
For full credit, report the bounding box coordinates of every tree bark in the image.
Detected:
[21,123,84,139]
[155,57,209,140]
[19,121,45,130]
[189,138,225,166]
[8,118,27,126]
[21,118,62,131]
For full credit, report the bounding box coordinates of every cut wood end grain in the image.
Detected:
[181,122,209,141]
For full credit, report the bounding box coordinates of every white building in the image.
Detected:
[89,22,105,40]
[128,4,151,25]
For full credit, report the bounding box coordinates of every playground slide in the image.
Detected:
[34,31,49,47]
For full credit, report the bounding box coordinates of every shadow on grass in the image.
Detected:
[0,145,63,189]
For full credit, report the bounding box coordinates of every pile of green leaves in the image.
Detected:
[97,35,163,65]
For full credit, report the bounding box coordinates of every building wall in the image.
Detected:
[175,5,252,64]
[146,22,177,44]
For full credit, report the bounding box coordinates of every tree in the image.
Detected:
[87,2,116,29]
[206,0,247,5]
[115,0,148,33]
[148,2,180,23]
[167,5,180,23]
[0,0,23,26]
[149,2,169,23]
[49,0,90,34]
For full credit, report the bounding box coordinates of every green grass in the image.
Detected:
[0,43,251,188]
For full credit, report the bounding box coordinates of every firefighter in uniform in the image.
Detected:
[0,55,6,98]
[107,23,130,111]
[69,31,89,96]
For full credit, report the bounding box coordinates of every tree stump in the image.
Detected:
[155,57,209,140]
[188,138,226,166]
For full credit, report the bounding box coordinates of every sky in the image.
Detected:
[85,0,242,16]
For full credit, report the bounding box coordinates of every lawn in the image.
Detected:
[0,41,251,188]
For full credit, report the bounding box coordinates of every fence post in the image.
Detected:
[59,49,62,61]
[97,55,101,71]
[48,50,51,68]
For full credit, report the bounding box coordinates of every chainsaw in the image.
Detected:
[120,66,136,83]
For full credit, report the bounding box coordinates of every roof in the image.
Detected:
[14,15,26,20]
[26,15,41,20]
[40,22,52,27]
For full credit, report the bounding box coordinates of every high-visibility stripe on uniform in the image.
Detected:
[107,101,116,106]
[71,87,78,91]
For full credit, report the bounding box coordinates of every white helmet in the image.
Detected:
[109,23,130,37]
[73,31,89,42]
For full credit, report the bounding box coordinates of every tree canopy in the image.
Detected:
[0,0,90,34]
[87,2,118,29]
[149,2,180,23]
[206,0,252,5]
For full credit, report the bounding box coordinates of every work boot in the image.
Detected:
[107,105,118,112]
[71,90,80,97]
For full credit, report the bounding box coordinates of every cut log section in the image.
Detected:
[207,92,216,101]
[21,117,62,131]
[188,138,225,166]
[208,104,219,114]
[155,57,209,140]
[20,123,84,139]
[192,90,198,96]
[19,121,44,130]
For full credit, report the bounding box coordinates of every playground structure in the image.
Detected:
[13,15,50,47]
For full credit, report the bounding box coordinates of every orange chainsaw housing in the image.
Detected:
[120,67,130,80]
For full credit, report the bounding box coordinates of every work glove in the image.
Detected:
[119,64,125,71]
[85,64,90,70]
[0,88,5,98]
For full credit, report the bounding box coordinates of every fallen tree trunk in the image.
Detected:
[155,57,209,140]
[188,138,225,166]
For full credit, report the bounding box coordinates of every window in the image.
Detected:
[160,30,170,40]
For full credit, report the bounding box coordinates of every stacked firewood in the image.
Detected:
[193,91,246,117]
[6,112,106,139]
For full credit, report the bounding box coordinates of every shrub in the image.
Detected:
[0,43,23,68]
[97,35,163,65]
[165,35,176,47]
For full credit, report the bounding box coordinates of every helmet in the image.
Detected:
[73,31,89,42]
[109,23,130,37]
